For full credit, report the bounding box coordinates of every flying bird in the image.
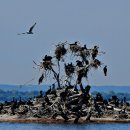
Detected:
[18,22,36,35]
[103,66,107,76]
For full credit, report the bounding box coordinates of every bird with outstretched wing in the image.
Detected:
[18,22,36,35]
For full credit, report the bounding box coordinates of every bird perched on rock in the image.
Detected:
[18,23,36,35]
[74,85,78,93]
[103,66,107,76]
[61,111,69,121]
[46,86,52,95]
[74,112,80,124]
[86,111,91,121]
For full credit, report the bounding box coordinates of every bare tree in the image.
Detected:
[33,41,106,88]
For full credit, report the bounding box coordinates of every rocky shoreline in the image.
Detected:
[0,84,130,124]
[0,115,130,124]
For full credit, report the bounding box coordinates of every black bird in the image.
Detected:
[51,84,57,97]
[38,74,44,84]
[74,112,80,124]
[18,97,25,106]
[43,55,53,61]
[76,60,83,67]
[69,41,78,46]
[92,46,99,60]
[18,23,36,35]
[46,86,51,95]
[44,95,52,105]
[36,90,43,98]
[74,85,78,93]
[86,111,91,121]
[60,87,68,101]
[103,66,107,76]
[81,44,87,50]
[61,111,69,121]
[52,84,55,90]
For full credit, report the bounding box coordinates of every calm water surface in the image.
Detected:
[0,123,130,130]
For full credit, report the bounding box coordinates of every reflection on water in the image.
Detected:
[0,123,130,130]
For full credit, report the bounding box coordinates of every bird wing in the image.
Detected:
[29,22,36,33]
[17,32,26,35]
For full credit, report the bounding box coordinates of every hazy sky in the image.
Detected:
[0,0,130,86]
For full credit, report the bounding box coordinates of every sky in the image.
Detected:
[0,0,130,86]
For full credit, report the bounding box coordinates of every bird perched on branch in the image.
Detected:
[76,60,83,67]
[18,23,36,35]
[103,66,107,76]
[38,74,44,84]
[43,55,53,61]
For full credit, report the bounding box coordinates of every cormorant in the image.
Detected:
[61,111,69,121]
[74,85,78,93]
[18,97,25,106]
[38,74,44,84]
[103,66,107,76]
[86,111,91,121]
[36,90,43,98]
[52,84,55,90]
[92,46,99,60]
[46,86,51,95]
[43,55,53,61]
[76,60,83,67]
[44,95,52,105]
[81,44,87,50]
[69,41,78,46]
[74,116,80,123]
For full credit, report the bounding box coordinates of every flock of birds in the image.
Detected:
[17,23,108,77]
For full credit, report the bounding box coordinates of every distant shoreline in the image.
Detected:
[0,84,130,93]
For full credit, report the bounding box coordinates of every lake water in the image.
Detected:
[0,123,130,130]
